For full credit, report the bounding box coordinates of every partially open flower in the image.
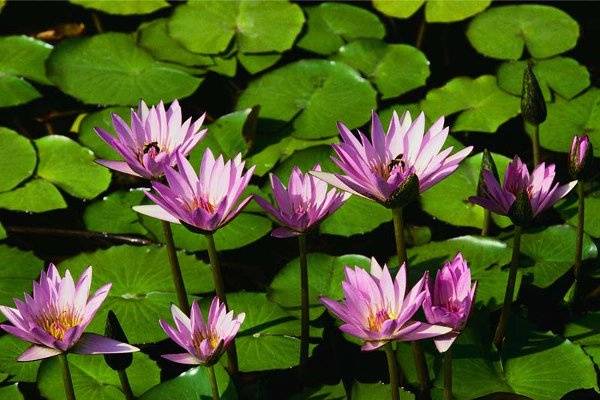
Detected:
[569,134,593,179]
[320,258,451,351]
[95,99,207,180]
[0,264,139,361]
[160,298,245,366]
[422,253,477,353]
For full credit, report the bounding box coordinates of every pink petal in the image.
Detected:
[95,160,139,176]
[272,227,300,238]
[434,333,459,353]
[162,352,201,365]
[18,345,62,362]
[71,333,139,355]
[133,204,180,224]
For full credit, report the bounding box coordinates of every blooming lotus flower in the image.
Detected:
[95,99,207,180]
[422,253,477,353]
[569,134,593,179]
[469,156,577,225]
[255,165,349,238]
[0,264,139,361]
[320,258,452,351]
[160,297,245,366]
[311,111,472,208]
[133,149,255,234]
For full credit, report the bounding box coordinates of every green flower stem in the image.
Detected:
[532,124,541,166]
[118,369,135,400]
[205,233,239,374]
[412,341,430,398]
[493,225,523,348]
[298,234,309,371]
[443,349,453,400]
[481,208,492,236]
[573,182,585,303]
[391,207,408,265]
[59,353,77,400]
[161,221,190,314]
[207,365,220,400]
[384,343,400,400]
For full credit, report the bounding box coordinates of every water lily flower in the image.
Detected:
[569,134,593,179]
[133,148,255,234]
[95,99,207,180]
[311,110,473,208]
[160,297,245,366]
[321,258,452,351]
[422,253,477,353]
[0,264,139,361]
[255,165,349,238]
[469,156,577,225]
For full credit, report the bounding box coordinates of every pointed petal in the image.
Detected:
[162,352,201,365]
[72,333,139,355]
[18,345,62,362]
[132,205,180,224]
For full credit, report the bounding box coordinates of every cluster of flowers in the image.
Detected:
[0,99,591,399]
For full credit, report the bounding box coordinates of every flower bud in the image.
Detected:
[104,310,133,371]
[477,149,499,197]
[569,134,593,179]
[521,61,547,125]
[508,190,533,226]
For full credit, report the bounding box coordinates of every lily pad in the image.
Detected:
[70,0,170,15]
[238,53,282,74]
[352,382,415,400]
[271,145,337,181]
[467,5,579,60]
[298,3,385,55]
[564,312,600,367]
[0,179,66,213]
[84,190,148,235]
[556,191,600,238]
[516,225,597,288]
[228,292,322,371]
[0,127,36,192]
[333,39,430,99]
[0,335,40,382]
[59,245,214,343]
[538,88,600,154]
[237,60,376,139]
[373,0,491,23]
[0,75,41,107]
[497,57,590,101]
[0,385,23,400]
[320,197,392,237]
[139,364,236,400]
[36,135,111,199]
[47,32,202,106]
[77,106,130,160]
[421,75,521,133]
[290,382,347,400]
[268,253,371,320]
[0,244,44,309]
[421,152,513,230]
[38,352,160,400]
[168,0,304,54]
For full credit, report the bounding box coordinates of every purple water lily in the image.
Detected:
[569,134,592,178]
[0,264,138,361]
[160,297,245,366]
[133,148,255,234]
[311,110,472,207]
[255,165,349,238]
[95,99,207,180]
[423,253,477,353]
[321,258,451,351]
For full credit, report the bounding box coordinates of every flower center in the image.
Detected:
[371,154,407,181]
[143,141,161,155]
[187,197,215,213]
[191,331,220,353]
[367,309,395,332]
[37,310,81,340]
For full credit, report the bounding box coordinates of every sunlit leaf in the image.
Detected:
[0,179,66,212]
[556,191,600,238]
[77,106,130,160]
[84,189,148,235]
[0,127,36,192]
[70,0,170,15]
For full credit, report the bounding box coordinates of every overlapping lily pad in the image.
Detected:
[0,335,40,382]
[467,5,579,60]
[557,191,600,238]
[237,60,376,139]
[0,385,22,400]
[290,382,346,400]
[0,127,36,192]
[84,190,148,235]
[0,245,44,308]
[70,0,169,15]
[373,0,491,22]
[0,179,66,212]
[76,106,130,160]
[564,312,600,367]
[352,382,415,400]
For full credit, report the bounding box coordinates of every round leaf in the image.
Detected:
[0,127,36,192]
[352,382,415,400]
[237,60,376,139]
[238,53,282,74]
[467,5,579,60]
[372,0,424,19]
[0,35,52,84]
[556,191,600,238]
[425,0,491,23]
[320,197,391,237]
[70,0,169,15]
[334,39,430,99]
[0,244,43,309]
[290,382,346,400]
[0,179,66,212]
[77,106,130,160]
[0,385,23,400]
[84,190,148,235]
[0,335,40,382]
[47,33,202,106]
[36,135,111,199]
[0,75,41,107]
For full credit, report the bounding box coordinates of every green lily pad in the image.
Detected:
[421,75,521,133]
[538,88,600,154]
[497,57,590,101]
[516,225,597,288]
[290,382,346,400]
[271,145,337,182]
[59,245,214,343]
[228,292,322,371]
[0,222,5,240]
[467,5,579,60]
[238,53,282,74]
[401,235,514,309]
[0,179,66,213]
[0,335,40,382]
[320,197,391,237]
[352,382,415,400]
[298,3,385,56]
[373,0,491,22]
[139,364,236,400]
[0,244,43,310]
[269,253,371,320]
[0,384,23,400]
[168,0,304,54]
[47,32,202,106]
[564,312,600,367]
[36,135,111,199]
[77,107,130,160]
[0,127,36,192]
[70,0,169,15]
[237,60,376,139]
[38,352,160,400]
[421,152,513,230]
[556,191,600,238]
[0,75,41,107]
[333,39,430,99]
[84,190,148,235]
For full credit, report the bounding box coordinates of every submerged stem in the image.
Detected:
[412,341,430,399]
[443,349,453,400]
[59,353,77,400]
[207,365,220,400]
[384,343,400,400]
[493,225,523,348]
[118,369,135,400]
[573,183,585,304]
[298,234,309,371]
[161,221,190,313]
